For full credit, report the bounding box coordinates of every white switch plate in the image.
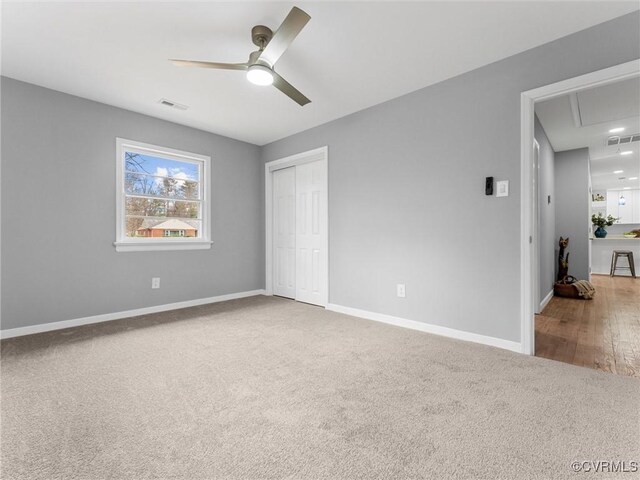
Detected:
[152,277,160,289]
[496,180,509,197]
[397,284,406,298]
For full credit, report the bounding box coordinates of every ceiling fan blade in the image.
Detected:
[272,72,311,106]
[258,7,310,66]
[170,59,248,71]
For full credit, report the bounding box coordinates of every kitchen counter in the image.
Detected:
[590,236,639,276]
[590,236,640,240]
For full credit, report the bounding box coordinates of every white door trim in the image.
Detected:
[520,59,640,356]
[532,138,541,314]
[265,147,329,303]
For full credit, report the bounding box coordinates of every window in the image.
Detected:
[115,138,211,252]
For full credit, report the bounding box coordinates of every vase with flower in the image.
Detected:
[591,213,617,238]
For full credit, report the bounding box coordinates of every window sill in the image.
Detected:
[114,241,213,253]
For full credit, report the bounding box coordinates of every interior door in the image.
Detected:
[295,160,328,306]
[273,167,296,299]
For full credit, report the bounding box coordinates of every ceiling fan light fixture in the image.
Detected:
[246,64,274,86]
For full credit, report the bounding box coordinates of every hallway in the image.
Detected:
[536,275,640,378]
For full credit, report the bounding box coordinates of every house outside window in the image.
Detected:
[115,138,211,252]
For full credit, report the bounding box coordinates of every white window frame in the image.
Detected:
[114,138,212,252]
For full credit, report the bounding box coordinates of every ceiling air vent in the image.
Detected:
[606,134,640,146]
[159,98,188,110]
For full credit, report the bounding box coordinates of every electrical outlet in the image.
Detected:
[397,284,406,298]
[152,277,160,289]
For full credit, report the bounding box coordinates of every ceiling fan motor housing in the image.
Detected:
[248,50,271,68]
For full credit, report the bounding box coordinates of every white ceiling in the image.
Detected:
[2,1,639,145]
[536,77,640,192]
[577,79,640,126]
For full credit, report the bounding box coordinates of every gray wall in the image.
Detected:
[555,149,591,281]
[534,115,556,304]
[1,77,263,330]
[261,12,640,343]
[2,12,639,341]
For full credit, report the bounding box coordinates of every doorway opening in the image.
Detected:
[521,60,640,376]
[265,147,328,307]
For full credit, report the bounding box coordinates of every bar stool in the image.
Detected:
[610,250,636,278]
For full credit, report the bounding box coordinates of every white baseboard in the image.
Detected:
[326,303,522,353]
[0,289,266,339]
[539,289,554,312]
[592,270,636,276]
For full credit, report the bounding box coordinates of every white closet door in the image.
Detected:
[295,160,328,306]
[273,167,296,299]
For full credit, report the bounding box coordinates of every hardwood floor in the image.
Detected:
[535,274,640,378]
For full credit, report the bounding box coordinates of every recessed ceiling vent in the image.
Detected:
[159,98,188,110]
[607,134,640,146]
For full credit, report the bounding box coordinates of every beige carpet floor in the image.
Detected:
[1,295,639,480]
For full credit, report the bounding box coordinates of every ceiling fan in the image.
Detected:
[170,6,311,106]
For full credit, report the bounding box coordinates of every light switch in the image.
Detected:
[496,180,509,197]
